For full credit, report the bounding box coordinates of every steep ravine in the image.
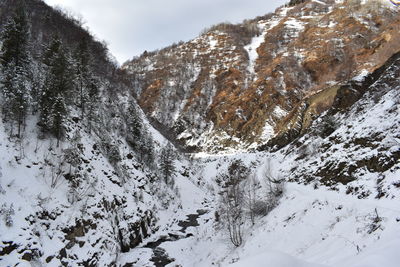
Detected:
[0,0,399,266]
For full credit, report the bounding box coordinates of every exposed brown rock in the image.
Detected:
[124,1,400,151]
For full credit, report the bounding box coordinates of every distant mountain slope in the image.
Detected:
[124,0,400,152]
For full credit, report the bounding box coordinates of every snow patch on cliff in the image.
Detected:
[244,15,285,78]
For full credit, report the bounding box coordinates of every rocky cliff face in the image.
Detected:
[124,0,400,152]
[280,49,400,196]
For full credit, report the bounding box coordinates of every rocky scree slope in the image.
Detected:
[124,0,400,152]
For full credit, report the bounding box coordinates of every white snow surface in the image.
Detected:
[261,122,275,142]
[353,69,370,82]
[120,148,400,267]
[244,16,284,78]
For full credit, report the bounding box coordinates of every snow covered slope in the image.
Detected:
[0,1,187,265]
[0,108,176,266]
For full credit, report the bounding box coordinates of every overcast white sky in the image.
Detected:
[44,0,288,64]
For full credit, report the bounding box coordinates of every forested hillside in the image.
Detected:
[0,1,185,265]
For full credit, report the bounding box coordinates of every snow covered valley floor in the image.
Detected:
[117,151,400,267]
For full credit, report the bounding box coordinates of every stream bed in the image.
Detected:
[144,209,208,267]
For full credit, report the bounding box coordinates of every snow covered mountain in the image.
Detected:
[123,0,400,152]
[0,0,399,267]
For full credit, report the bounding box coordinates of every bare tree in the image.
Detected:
[217,159,250,247]
[244,172,259,225]
[220,179,244,247]
[50,157,64,189]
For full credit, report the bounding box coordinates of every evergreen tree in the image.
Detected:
[159,142,176,185]
[124,103,155,168]
[52,94,67,147]
[126,104,143,149]
[0,4,30,67]
[73,39,91,118]
[39,36,73,141]
[30,62,44,114]
[86,76,100,133]
[39,36,62,131]
[72,38,101,130]
[50,43,74,98]
[42,36,62,65]
[137,127,155,169]
[0,5,32,137]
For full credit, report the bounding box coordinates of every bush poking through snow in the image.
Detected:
[368,208,383,234]
[252,200,271,217]
[1,204,15,227]
[107,144,122,164]
[318,114,339,138]
[0,184,5,195]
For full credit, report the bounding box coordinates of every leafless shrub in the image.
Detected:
[50,158,64,189]
[201,21,261,46]
[261,159,285,212]
[368,208,383,234]
[243,172,259,225]
[1,204,14,227]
